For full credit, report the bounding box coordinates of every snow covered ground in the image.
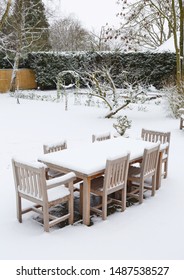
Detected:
[0,90,183,260]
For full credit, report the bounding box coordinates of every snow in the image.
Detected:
[0,90,183,260]
[155,34,177,53]
[38,137,157,175]
[47,185,70,201]
[46,172,76,188]
[12,157,47,169]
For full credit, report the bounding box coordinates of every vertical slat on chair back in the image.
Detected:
[12,159,46,200]
[104,154,130,191]
[43,140,67,154]
[141,145,160,177]
[141,129,170,144]
[92,132,111,143]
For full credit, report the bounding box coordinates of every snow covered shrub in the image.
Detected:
[9,90,57,102]
[164,86,184,117]
[122,83,148,103]
[138,105,147,111]
[113,115,132,136]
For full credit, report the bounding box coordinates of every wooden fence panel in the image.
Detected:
[0,69,37,93]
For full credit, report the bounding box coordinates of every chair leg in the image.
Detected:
[102,195,107,220]
[16,194,22,223]
[151,175,156,196]
[139,181,144,204]
[43,205,50,232]
[180,118,182,130]
[127,180,133,193]
[163,161,168,179]
[68,195,74,225]
[121,188,126,211]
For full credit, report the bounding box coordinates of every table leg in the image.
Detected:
[82,177,91,226]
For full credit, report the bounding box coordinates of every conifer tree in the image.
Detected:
[9,0,50,52]
[0,0,12,31]
[0,0,50,91]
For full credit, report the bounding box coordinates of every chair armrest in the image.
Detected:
[160,142,169,151]
[178,108,184,115]
[46,172,76,189]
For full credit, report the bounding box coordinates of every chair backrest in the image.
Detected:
[43,140,67,154]
[141,128,170,145]
[12,158,47,201]
[141,145,160,179]
[92,132,111,143]
[103,153,130,193]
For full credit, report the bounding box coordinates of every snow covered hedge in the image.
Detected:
[0,51,176,90]
[0,51,29,69]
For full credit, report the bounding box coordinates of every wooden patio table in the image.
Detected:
[38,137,164,226]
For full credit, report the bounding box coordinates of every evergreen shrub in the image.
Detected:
[0,51,176,90]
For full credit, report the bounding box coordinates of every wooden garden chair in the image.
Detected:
[44,140,82,199]
[80,153,130,220]
[127,144,160,204]
[178,108,184,130]
[141,128,171,178]
[12,158,76,232]
[43,140,67,179]
[43,140,67,154]
[92,132,111,143]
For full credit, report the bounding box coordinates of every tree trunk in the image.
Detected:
[105,100,131,118]
[172,0,182,89]
[10,53,20,92]
[179,0,184,81]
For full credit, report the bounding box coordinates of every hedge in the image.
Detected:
[0,51,176,90]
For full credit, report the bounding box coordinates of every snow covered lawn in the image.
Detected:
[0,90,183,260]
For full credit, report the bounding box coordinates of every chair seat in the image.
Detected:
[128,166,141,177]
[47,169,64,178]
[91,176,104,192]
[47,185,70,202]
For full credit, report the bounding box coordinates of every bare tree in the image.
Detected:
[106,0,184,89]
[49,16,95,51]
[106,0,177,51]
[89,26,111,51]
[0,0,50,92]
[78,66,147,118]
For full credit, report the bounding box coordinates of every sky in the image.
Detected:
[43,0,120,31]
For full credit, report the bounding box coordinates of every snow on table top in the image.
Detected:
[38,137,158,176]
